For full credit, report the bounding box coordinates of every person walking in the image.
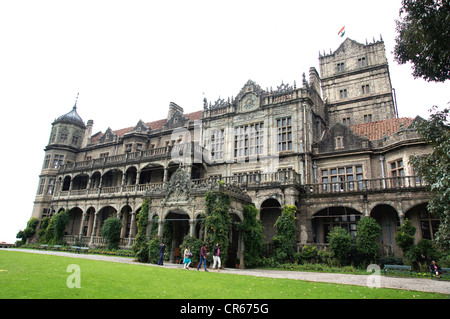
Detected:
[197,243,208,271]
[158,241,165,265]
[212,243,221,272]
[430,260,442,279]
[183,245,192,270]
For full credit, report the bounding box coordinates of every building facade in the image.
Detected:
[30,38,436,266]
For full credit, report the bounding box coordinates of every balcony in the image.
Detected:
[303,175,428,196]
[58,142,205,173]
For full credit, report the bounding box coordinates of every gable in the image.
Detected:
[317,122,368,154]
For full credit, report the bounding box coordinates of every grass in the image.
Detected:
[0,250,447,299]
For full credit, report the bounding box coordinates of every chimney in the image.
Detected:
[167,102,183,120]
[82,119,94,148]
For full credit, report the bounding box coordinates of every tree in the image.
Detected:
[132,199,149,262]
[273,205,297,263]
[393,0,450,82]
[238,205,264,268]
[409,107,450,251]
[101,217,122,250]
[356,217,382,265]
[327,226,353,266]
[16,217,39,245]
[42,210,70,245]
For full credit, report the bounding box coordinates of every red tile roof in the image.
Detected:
[90,110,203,144]
[349,117,414,141]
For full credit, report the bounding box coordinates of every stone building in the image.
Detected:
[29,38,436,266]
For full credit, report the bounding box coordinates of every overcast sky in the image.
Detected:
[0,0,448,244]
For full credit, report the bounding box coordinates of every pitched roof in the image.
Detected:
[349,118,414,141]
[90,110,203,144]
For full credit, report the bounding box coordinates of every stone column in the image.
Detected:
[158,218,165,237]
[127,211,136,246]
[78,212,87,241]
[189,219,196,238]
[89,212,99,247]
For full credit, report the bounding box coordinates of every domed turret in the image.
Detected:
[53,105,86,128]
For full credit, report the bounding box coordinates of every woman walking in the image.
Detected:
[183,245,192,270]
[212,243,221,272]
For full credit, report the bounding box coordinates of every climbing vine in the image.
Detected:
[132,198,149,262]
[204,190,231,266]
[238,204,264,268]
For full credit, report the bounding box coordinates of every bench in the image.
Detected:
[70,246,90,254]
[39,245,49,249]
[429,267,450,279]
[383,264,412,277]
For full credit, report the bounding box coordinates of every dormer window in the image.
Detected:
[358,57,367,67]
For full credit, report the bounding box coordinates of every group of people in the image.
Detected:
[158,241,222,271]
[184,242,222,271]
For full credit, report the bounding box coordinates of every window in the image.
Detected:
[321,165,363,191]
[234,123,264,157]
[362,85,370,94]
[85,155,92,161]
[420,210,441,241]
[46,178,55,195]
[337,62,345,72]
[390,159,404,177]
[59,133,68,143]
[52,154,64,168]
[136,143,143,151]
[364,114,372,123]
[43,154,51,169]
[125,144,132,152]
[335,137,344,149]
[339,89,348,99]
[100,152,109,158]
[50,134,56,143]
[358,57,367,67]
[342,118,351,126]
[71,135,80,146]
[276,117,292,151]
[37,178,45,195]
[206,129,225,161]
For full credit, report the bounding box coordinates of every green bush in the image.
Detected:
[204,191,231,266]
[180,235,203,264]
[101,217,122,250]
[327,226,353,266]
[273,205,297,263]
[148,236,163,264]
[132,199,149,262]
[406,238,442,270]
[356,217,382,265]
[395,218,416,253]
[16,217,40,245]
[238,205,264,268]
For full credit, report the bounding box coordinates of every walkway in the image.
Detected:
[3,248,449,295]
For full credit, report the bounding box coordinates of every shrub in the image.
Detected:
[180,235,203,264]
[356,217,382,265]
[147,236,163,264]
[395,218,416,253]
[16,217,40,245]
[204,191,231,266]
[299,245,318,264]
[101,217,122,250]
[238,205,264,268]
[132,199,149,262]
[406,238,442,270]
[273,205,297,263]
[327,226,353,266]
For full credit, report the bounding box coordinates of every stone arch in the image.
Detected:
[260,198,282,243]
[139,163,165,184]
[95,205,118,236]
[370,204,400,256]
[404,202,439,243]
[163,209,191,263]
[65,207,83,236]
[311,206,362,244]
[119,205,133,239]
[72,173,89,190]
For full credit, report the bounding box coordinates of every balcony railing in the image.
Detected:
[54,175,427,200]
[58,142,205,173]
[303,175,428,195]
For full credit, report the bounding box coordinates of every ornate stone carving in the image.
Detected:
[164,166,192,202]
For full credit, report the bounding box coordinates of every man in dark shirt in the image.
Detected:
[158,241,165,265]
[197,243,208,271]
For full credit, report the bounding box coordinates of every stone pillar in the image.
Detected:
[89,212,99,246]
[188,219,196,238]
[158,218,165,237]
[127,211,136,246]
[78,212,87,241]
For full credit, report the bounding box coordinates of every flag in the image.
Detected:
[338,26,345,37]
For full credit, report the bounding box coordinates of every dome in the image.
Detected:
[54,105,86,128]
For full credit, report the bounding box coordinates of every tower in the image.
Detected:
[31,95,87,221]
[319,38,397,127]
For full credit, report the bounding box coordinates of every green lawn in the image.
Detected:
[0,250,446,299]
